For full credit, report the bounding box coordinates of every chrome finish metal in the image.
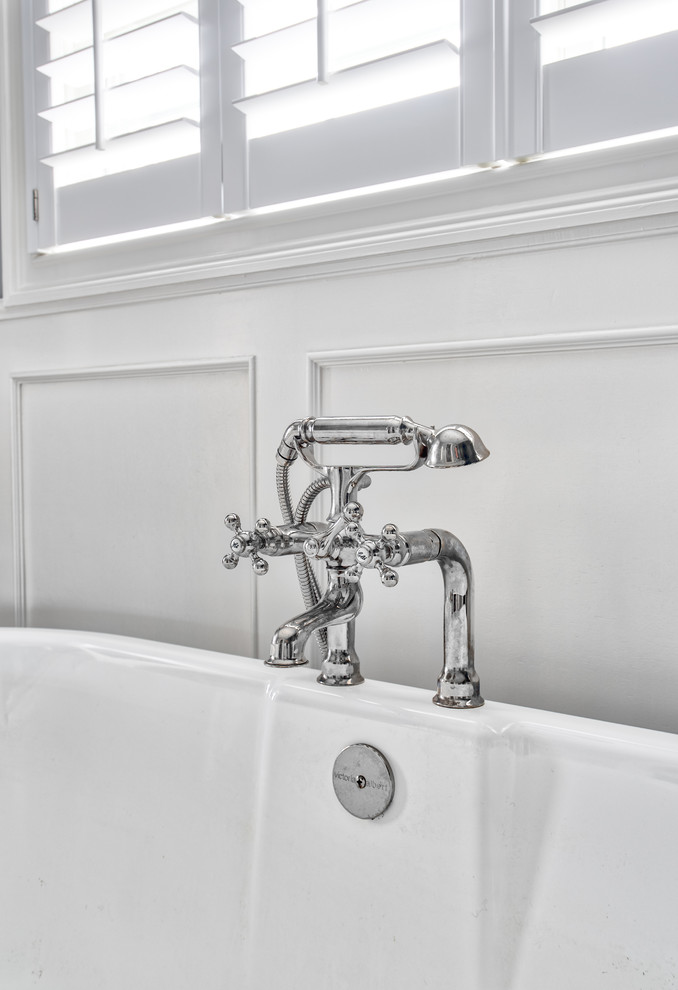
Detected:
[426,425,490,469]
[223,416,489,706]
[303,416,413,445]
[267,571,363,680]
[377,562,399,587]
[332,744,394,819]
[431,530,483,709]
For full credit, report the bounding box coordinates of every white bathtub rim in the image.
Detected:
[1,625,676,756]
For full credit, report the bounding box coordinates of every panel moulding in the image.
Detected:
[10,357,258,652]
[308,324,678,410]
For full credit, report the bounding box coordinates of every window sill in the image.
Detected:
[3,133,678,318]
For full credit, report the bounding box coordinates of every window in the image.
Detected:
[24,0,217,248]
[21,0,678,251]
[532,0,678,152]
[231,0,461,209]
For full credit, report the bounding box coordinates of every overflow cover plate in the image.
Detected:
[332,744,394,819]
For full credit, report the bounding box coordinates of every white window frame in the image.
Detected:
[2,0,678,314]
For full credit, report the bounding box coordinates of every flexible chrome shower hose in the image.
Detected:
[276,462,329,657]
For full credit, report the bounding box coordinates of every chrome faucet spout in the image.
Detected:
[267,573,364,683]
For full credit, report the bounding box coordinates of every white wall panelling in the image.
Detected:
[11,359,256,656]
[309,329,678,732]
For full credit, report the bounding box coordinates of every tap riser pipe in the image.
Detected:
[429,529,484,709]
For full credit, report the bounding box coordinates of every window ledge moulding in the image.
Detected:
[3,134,678,318]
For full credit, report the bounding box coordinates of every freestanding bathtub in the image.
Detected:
[1,628,677,990]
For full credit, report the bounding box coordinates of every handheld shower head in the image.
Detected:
[425,425,490,469]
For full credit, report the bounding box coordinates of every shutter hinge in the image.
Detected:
[32,188,39,222]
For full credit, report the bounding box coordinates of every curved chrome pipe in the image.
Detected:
[429,529,483,709]
[267,573,363,685]
[357,528,484,708]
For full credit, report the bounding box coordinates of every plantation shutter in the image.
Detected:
[529,0,678,153]
[24,0,678,251]
[227,0,463,210]
[24,0,221,249]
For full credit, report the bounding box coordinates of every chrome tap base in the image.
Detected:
[433,690,485,710]
[316,648,364,686]
[317,671,365,687]
[265,657,309,668]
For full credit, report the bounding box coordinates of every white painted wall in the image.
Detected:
[1,222,678,733]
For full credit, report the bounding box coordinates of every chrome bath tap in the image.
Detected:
[222,416,489,709]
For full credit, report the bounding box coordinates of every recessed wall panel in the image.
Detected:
[16,363,254,656]
[315,340,678,730]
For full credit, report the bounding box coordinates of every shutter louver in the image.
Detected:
[231,0,462,209]
[28,0,218,248]
[531,0,678,152]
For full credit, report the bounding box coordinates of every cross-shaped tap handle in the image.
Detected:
[350,523,402,587]
[302,501,365,561]
[222,512,271,575]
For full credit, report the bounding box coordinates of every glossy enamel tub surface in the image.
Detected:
[1,629,677,990]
